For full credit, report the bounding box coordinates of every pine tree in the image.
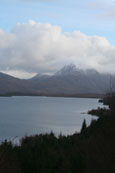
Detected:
[81,119,87,133]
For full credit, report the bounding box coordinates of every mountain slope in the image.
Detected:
[29,65,112,95]
[0,65,114,97]
[0,72,36,95]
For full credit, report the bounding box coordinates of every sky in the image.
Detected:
[0,0,115,78]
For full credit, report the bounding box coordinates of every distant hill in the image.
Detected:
[0,65,114,97]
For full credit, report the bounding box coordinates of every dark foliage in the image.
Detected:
[0,140,21,173]
[103,94,115,112]
[81,119,87,133]
[88,107,110,117]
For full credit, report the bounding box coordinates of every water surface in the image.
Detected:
[0,96,104,142]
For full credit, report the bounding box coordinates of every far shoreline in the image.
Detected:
[0,93,104,99]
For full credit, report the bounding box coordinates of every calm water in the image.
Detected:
[0,96,104,142]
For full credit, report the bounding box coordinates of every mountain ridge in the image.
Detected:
[0,65,114,97]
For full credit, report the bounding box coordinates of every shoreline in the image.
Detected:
[0,93,104,99]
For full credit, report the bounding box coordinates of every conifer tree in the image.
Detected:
[81,119,87,133]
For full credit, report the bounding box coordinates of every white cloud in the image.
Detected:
[0,20,115,78]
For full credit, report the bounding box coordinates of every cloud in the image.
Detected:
[0,20,115,78]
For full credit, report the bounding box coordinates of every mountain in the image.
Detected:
[29,65,112,96]
[0,72,34,95]
[0,65,114,97]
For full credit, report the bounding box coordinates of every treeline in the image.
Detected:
[88,107,110,117]
[0,96,115,173]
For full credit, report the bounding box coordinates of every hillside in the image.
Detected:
[0,65,114,97]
